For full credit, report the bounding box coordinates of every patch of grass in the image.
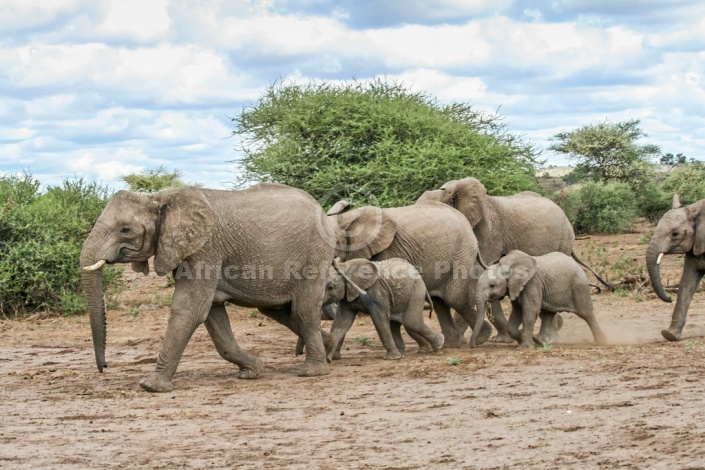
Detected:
[153,292,172,308]
[541,339,554,352]
[128,306,141,318]
[446,357,461,366]
[249,310,259,318]
[685,341,696,353]
[639,229,654,245]
[614,288,629,297]
[356,335,373,346]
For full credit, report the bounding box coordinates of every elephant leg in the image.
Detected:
[663,257,704,341]
[204,304,263,379]
[289,297,331,377]
[488,300,515,344]
[505,303,523,343]
[327,304,357,362]
[452,311,469,337]
[534,311,556,346]
[402,317,444,353]
[390,321,406,355]
[405,327,433,353]
[519,303,539,349]
[140,280,216,393]
[434,298,465,348]
[367,309,402,360]
[456,305,493,347]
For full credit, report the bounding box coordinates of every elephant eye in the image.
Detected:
[120,226,131,234]
[489,282,496,288]
[672,231,679,238]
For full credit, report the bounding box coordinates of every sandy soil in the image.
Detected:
[2,229,705,469]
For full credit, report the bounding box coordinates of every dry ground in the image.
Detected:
[2,228,705,469]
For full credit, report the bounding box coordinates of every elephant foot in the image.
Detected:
[415,345,432,354]
[430,333,445,352]
[490,333,516,344]
[517,342,535,350]
[384,350,403,360]
[139,373,174,393]
[661,328,682,342]
[299,360,331,377]
[533,335,549,347]
[237,357,263,379]
[441,337,466,348]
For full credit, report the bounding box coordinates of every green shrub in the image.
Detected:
[633,181,671,222]
[0,174,122,317]
[560,181,637,234]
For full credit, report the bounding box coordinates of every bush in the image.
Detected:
[633,181,672,222]
[0,174,122,317]
[232,79,541,208]
[560,181,637,234]
[661,161,705,205]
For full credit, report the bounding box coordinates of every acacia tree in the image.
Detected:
[549,119,660,187]
[231,79,541,208]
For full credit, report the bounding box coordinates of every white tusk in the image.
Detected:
[656,253,664,265]
[82,259,107,271]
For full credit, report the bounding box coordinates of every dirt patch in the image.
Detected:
[2,230,705,468]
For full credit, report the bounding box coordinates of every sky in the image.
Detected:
[1,0,704,190]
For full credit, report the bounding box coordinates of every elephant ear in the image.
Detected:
[131,261,149,276]
[454,178,487,227]
[344,259,378,302]
[500,250,537,301]
[688,200,705,256]
[336,207,397,260]
[152,188,216,276]
[327,200,351,215]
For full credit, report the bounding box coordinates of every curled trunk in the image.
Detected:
[646,244,672,303]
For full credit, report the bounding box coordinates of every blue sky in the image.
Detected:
[1,0,704,190]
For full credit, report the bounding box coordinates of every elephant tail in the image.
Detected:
[572,251,615,291]
[426,291,434,319]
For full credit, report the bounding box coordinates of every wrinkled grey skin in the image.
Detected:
[419,178,580,343]
[473,250,606,348]
[646,196,705,341]
[324,258,444,361]
[328,201,492,349]
[80,184,336,392]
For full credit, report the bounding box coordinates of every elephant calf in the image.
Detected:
[473,250,607,348]
[325,258,444,361]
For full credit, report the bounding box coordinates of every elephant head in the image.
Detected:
[80,188,216,372]
[328,206,397,261]
[437,178,487,227]
[646,196,705,302]
[472,250,537,346]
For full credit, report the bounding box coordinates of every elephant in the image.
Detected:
[646,195,705,341]
[472,250,607,348]
[328,200,493,349]
[324,258,444,361]
[80,184,337,392]
[418,177,610,342]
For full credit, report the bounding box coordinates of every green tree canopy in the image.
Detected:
[122,166,199,193]
[661,161,705,204]
[231,79,542,208]
[549,119,660,187]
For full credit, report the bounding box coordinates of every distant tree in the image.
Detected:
[549,119,660,187]
[661,161,705,204]
[659,153,687,171]
[231,79,542,208]
[122,166,199,193]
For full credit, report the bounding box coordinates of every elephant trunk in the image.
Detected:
[646,241,672,303]
[80,234,110,372]
[470,295,488,348]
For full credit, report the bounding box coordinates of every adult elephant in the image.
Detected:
[646,195,705,341]
[81,184,336,393]
[327,200,492,348]
[419,177,610,342]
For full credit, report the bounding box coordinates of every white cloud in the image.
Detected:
[96,0,170,42]
[69,151,144,181]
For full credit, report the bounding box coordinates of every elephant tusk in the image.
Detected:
[82,259,107,271]
[656,253,664,265]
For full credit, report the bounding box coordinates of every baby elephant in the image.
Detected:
[473,250,606,348]
[325,258,444,361]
